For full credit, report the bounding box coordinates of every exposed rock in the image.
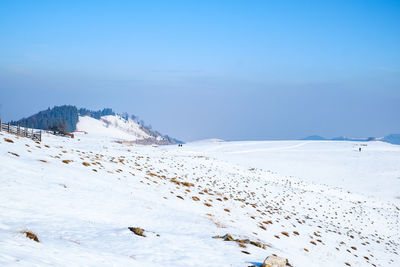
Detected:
[20,230,39,242]
[262,255,288,267]
[128,227,146,237]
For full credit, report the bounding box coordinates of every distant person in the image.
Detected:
[359,147,361,152]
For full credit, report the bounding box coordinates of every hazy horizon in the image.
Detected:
[1,0,399,142]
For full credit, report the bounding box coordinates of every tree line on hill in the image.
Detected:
[78,108,115,120]
[10,105,115,133]
[10,105,79,133]
[9,105,183,144]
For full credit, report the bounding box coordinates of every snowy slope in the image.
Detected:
[76,115,163,142]
[0,131,399,266]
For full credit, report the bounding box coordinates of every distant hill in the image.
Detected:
[190,138,225,143]
[302,134,399,145]
[10,105,182,144]
[382,134,400,145]
[301,135,326,140]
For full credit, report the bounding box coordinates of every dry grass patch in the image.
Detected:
[170,178,194,187]
[8,152,20,157]
[82,162,91,166]
[281,231,290,237]
[213,234,266,249]
[4,138,14,143]
[62,160,72,164]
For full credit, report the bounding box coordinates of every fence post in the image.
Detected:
[40,130,42,142]
[0,119,2,132]
[31,129,34,140]
[8,122,10,132]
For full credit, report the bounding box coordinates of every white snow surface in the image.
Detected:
[1,132,399,266]
[76,115,152,141]
[182,140,400,201]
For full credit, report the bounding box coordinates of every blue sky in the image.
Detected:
[1,0,399,141]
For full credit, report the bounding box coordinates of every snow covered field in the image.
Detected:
[1,132,399,266]
[181,140,400,201]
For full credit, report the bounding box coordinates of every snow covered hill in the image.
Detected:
[0,131,399,266]
[76,115,172,144]
[76,115,151,140]
[10,105,181,145]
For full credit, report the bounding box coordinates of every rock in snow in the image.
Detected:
[262,255,288,267]
[128,227,146,237]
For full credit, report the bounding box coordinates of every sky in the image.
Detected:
[0,0,399,141]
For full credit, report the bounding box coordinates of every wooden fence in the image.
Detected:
[0,120,41,141]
